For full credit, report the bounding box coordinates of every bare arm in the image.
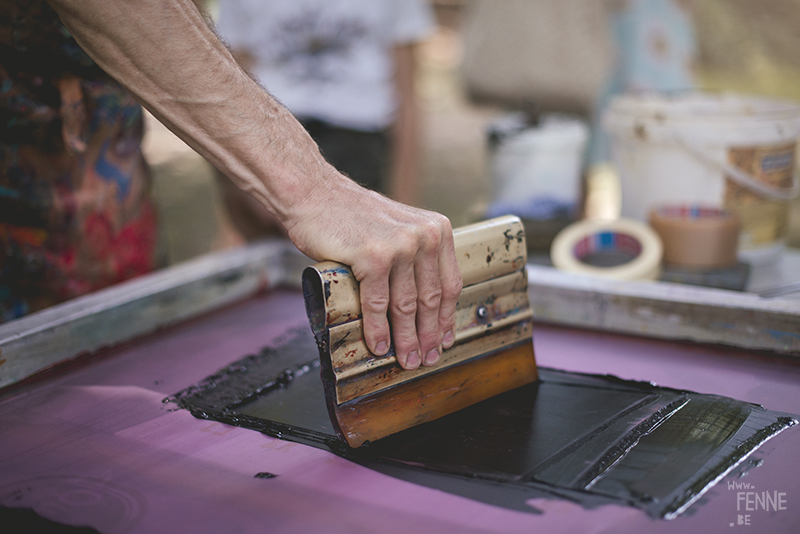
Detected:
[47,0,461,370]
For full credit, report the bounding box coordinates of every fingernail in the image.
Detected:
[442,330,455,348]
[425,348,440,366]
[406,350,420,369]
[375,341,388,355]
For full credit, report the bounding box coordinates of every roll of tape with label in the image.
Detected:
[648,205,739,269]
[550,218,663,280]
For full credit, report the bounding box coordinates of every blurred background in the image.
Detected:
[145,0,800,271]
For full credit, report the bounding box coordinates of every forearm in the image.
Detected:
[47,0,462,371]
[48,0,332,228]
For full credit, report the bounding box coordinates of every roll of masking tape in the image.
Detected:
[550,218,663,280]
[648,205,739,269]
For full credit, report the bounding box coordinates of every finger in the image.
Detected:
[358,267,392,358]
[437,219,462,350]
[388,258,421,370]
[414,227,444,367]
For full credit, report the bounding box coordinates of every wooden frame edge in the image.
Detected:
[527,264,800,356]
[0,240,307,390]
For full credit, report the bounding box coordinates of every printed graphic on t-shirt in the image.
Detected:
[272,10,368,83]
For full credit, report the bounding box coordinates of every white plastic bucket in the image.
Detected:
[488,113,588,220]
[603,93,800,265]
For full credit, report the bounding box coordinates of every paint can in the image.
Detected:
[487,113,588,221]
[603,93,800,265]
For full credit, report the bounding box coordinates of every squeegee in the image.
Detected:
[303,215,538,447]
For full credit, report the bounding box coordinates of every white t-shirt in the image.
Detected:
[217,0,434,131]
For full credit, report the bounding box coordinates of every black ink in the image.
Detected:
[1,506,100,534]
[169,329,797,519]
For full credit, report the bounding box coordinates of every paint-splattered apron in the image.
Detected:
[0,1,157,322]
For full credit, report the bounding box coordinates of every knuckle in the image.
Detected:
[392,295,418,317]
[395,232,420,260]
[417,322,439,342]
[360,245,393,277]
[444,273,463,300]
[418,286,443,311]
[428,211,451,229]
[416,219,443,252]
[361,294,390,315]
[392,330,418,351]
[365,232,416,266]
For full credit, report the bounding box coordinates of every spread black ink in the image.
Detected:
[169,329,797,519]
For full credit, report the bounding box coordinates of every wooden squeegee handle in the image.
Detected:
[302,215,537,447]
[303,215,528,335]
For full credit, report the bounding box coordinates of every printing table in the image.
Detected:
[1,243,799,533]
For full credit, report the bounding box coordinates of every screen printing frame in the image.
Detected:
[1,239,799,391]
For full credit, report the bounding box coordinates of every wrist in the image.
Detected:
[280,163,357,235]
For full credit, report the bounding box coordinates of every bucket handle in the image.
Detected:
[674,137,800,201]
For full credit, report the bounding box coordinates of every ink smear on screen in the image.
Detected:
[169,329,796,519]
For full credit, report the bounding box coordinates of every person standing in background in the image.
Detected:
[587,0,697,167]
[215,0,435,239]
[0,1,158,322]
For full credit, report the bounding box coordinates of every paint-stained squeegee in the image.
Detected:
[303,215,538,448]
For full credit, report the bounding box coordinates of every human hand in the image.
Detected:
[44,1,459,366]
[286,173,462,371]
